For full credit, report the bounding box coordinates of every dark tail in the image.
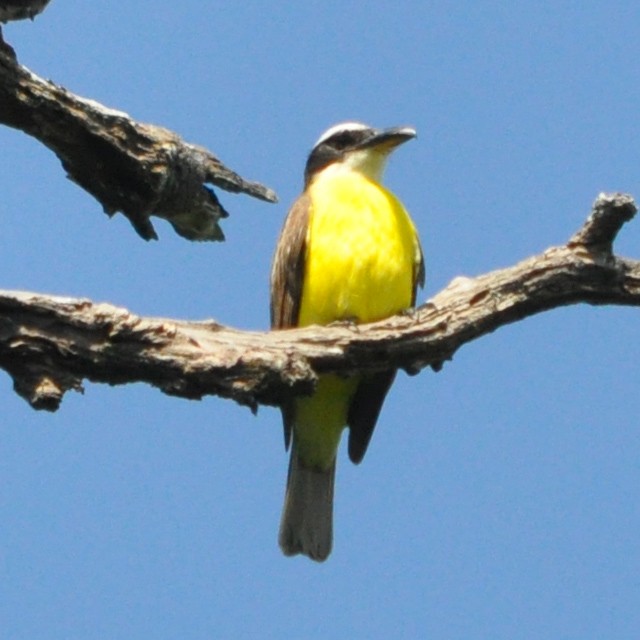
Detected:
[278,441,335,562]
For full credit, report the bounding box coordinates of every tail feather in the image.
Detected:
[279,442,335,562]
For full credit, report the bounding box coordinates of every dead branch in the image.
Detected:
[0,193,635,413]
[0,36,277,241]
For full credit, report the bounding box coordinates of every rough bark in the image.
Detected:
[0,193,635,413]
[0,35,277,241]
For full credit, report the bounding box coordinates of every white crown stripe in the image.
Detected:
[313,122,371,148]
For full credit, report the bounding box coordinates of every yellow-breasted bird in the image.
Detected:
[270,122,424,561]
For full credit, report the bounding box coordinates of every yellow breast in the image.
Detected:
[299,169,418,327]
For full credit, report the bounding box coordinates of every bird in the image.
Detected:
[270,121,424,561]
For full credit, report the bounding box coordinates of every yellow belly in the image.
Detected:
[293,170,419,469]
[299,171,417,326]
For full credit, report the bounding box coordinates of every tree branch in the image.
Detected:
[0,193,636,413]
[0,38,277,241]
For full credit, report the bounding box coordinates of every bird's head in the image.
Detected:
[304,121,416,185]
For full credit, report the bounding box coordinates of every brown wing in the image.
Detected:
[270,193,311,449]
[270,192,310,329]
[347,230,425,464]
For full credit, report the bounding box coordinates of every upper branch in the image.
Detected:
[0,193,636,413]
[0,44,277,241]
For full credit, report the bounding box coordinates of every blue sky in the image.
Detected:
[2,2,640,638]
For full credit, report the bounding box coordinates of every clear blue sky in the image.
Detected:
[2,2,640,638]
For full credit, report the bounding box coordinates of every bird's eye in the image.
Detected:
[329,133,355,150]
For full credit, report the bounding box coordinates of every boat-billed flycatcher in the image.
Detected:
[270,122,424,561]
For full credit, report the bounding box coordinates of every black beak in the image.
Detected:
[356,126,417,152]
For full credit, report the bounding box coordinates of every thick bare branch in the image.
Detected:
[0,45,277,241]
[0,193,636,413]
